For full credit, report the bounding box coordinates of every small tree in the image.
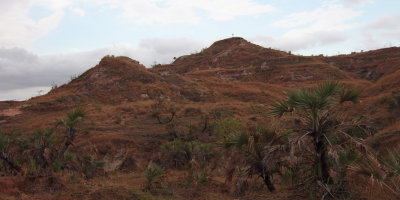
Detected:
[271,81,359,184]
[0,132,21,172]
[53,108,84,164]
[223,124,288,192]
[31,129,56,168]
[151,98,178,124]
[144,163,163,190]
[354,149,400,199]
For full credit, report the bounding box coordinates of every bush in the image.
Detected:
[380,96,396,108]
[213,118,244,137]
[82,155,104,179]
[161,139,190,168]
[380,90,400,109]
[145,163,163,190]
[160,140,217,169]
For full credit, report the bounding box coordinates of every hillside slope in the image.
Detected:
[0,37,400,200]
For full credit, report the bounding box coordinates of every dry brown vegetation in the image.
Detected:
[1,37,400,200]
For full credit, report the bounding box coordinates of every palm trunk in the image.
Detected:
[53,128,75,164]
[315,136,330,183]
[0,152,21,172]
[262,174,275,192]
[54,141,70,164]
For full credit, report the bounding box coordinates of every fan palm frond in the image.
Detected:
[64,108,84,127]
[270,99,292,117]
[316,80,341,100]
[339,87,360,104]
[378,149,400,176]
[223,131,249,150]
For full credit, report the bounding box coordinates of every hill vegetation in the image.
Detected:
[1,37,400,200]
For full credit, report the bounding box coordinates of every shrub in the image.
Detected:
[160,140,217,169]
[82,155,104,179]
[213,118,244,137]
[380,90,400,109]
[223,125,287,192]
[161,139,190,168]
[145,163,163,190]
[380,96,396,108]
[0,131,21,172]
[151,98,178,124]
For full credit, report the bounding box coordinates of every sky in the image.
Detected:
[0,0,400,101]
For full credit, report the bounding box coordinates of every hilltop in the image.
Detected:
[1,37,400,200]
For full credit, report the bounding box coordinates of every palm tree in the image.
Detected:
[354,150,400,198]
[0,132,21,172]
[31,129,56,167]
[271,81,359,184]
[223,125,287,192]
[53,108,84,164]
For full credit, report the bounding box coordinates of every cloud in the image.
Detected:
[97,0,274,24]
[251,30,347,52]
[335,0,372,7]
[0,0,69,47]
[252,2,362,52]
[364,14,400,30]
[0,38,204,101]
[274,3,361,29]
[0,86,51,101]
[359,14,400,49]
[70,7,85,16]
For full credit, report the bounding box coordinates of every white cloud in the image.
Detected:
[254,2,363,52]
[359,14,400,49]
[274,4,361,29]
[0,86,51,101]
[0,0,69,47]
[70,7,85,16]
[364,14,400,30]
[0,38,204,101]
[335,0,372,7]
[97,0,274,24]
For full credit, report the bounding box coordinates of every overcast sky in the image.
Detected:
[0,0,399,101]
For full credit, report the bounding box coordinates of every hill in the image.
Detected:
[0,37,400,200]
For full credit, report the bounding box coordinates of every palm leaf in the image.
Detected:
[378,149,400,176]
[223,131,249,150]
[270,99,292,117]
[65,108,84,127]
[339,87,360,104]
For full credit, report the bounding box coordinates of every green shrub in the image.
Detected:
[82,155,104,179]
[346,126,369,139]
[145,163,163,189]
[64,151,75,162]
[392,90,400,105]
[161,140,217,168]
[281,164,302,186]
[380,96,397,109]
[161,140,191,168]
[196,172,207,184]
[70,173,78,182]
[27,159,37,175]
[51,161,62,172]
[213,118,244,137]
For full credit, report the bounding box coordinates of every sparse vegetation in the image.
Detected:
[223,123,288,192]
[82,155,104,179]
[1,38,400,199]
[0,131,21,172]
[272,81,360,184]
[53,108,84,164]
[380,89,400,109]
[144,163,163,190]
[151,98,179,124]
